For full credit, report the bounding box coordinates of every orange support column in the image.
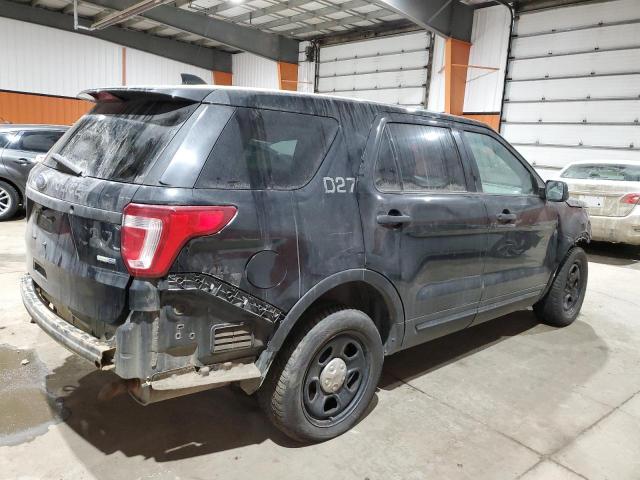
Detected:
[444,38,471,116]
[212,71,232,86]
[277,62,298,91]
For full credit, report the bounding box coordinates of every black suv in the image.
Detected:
[0,124,67,220]
[21,87,591,442]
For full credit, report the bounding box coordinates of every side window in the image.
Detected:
[464,131,535,195]
[0,133,11,148]
[197,108,338,190]
[374,123,466,192]
[374,128,401,192]
[18,131,64,153]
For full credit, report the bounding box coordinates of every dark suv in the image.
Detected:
[21,87,591,442]
[0,124,67,220]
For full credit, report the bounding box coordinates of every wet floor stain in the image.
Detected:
[0,345,69,446]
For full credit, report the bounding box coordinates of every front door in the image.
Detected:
[459,129,558,323]
[358,115,489,348]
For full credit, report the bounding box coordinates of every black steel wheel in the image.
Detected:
[259,308,383,442]
[534,247,588,327]
[302,332,370,425]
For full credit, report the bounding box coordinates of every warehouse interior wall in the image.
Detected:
[0,17,221,125]
[462,4,511,128]
[231,52,279,89]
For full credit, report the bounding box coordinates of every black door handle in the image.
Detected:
[496,212,517,223]
[377,213,412,227]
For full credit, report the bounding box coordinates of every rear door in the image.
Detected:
[358,115,489,348]
[459,128,558,322]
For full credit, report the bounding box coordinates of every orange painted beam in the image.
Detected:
[213,71,233,86]
[0,91,92,125]
[461,113,500,131]
[444,38,471,116]
[277,62,298,91]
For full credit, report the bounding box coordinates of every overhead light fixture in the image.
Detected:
[90,0,174,30]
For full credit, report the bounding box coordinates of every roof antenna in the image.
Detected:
[181,73,207,85]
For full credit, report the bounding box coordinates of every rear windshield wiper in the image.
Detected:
[49,153,83,177]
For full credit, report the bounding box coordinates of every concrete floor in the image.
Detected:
[1,216,639,480]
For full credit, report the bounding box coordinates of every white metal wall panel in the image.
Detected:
[514,0,640,36]
[126,48,211,86]
[463,5,511,113]
[506,74,640,102]
[0,17,121,98]
[503,124,640,148]
[297,41,315,93]
[427,34,446,112]
[511,23,640,58]
[501,0,640,172]
[508,48,640,80]
[317,32,430,108]
[232,52,279,89]
[503,100,640,123]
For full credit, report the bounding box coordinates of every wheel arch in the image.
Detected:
[0,176,23,205]
[252,269,405,389]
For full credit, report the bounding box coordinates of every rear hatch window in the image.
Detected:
[196,107,338,190]
[561,164,640,182]
[45,98,197,183]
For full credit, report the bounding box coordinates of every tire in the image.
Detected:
[534,247,588,327]
[258,307,383,442]
[0,181,20,221]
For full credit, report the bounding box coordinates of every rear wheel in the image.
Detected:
[534,247,588,327]
[258,307,383,442]
[0,181,19,221]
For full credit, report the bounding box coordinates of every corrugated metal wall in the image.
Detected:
[317,32,431,108]
[125,48,211,86]
[463,5,510,113]
[232,52,279,89]
[427,34,447,112]
[297,41,315,94]
[0,17,122,98]
[501,0,640,177]
[0,17,219,124]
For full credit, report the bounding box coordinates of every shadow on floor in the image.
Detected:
[380,310,541,389]
[585,241,640,266]
[44,311,549,461]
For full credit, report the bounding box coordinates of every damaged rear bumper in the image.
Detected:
[20,274,115,368]
[21,272,267,402]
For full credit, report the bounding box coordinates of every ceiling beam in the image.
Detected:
[88,0,299,62]
[371,0,473,42]
[0,0,232,71]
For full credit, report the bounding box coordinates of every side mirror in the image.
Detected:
[545,180,569,202]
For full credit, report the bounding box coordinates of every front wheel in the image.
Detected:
[258,308,383,442]
[0,181,20,221]
[534,247,588,327]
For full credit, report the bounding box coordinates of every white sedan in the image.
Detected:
[558,161,640,245]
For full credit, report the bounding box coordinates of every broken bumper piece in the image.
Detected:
[20,274,115,368]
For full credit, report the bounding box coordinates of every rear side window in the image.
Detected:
[47,100,197,183]
[374,123,466,192]
[18,130,64,153]
[196,108,338,190]
[0,132,12,148]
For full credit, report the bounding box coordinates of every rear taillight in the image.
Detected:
[121,203,237,277]
[621,193,640,205]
